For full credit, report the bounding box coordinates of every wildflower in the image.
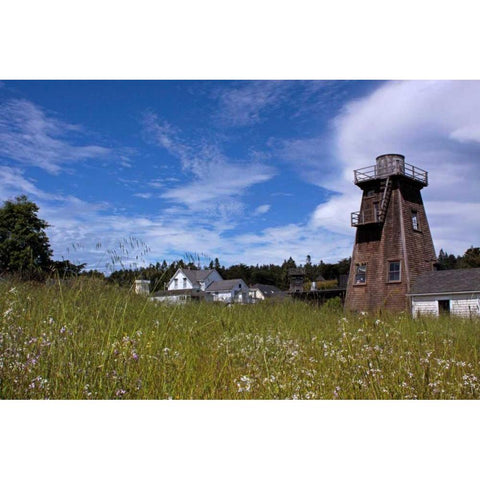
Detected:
[48,317,54,325]
[115,389,126,397]
[59,326,67,334]
[131,352,139,361]
[333,386,341,398]
[236,375,253,393]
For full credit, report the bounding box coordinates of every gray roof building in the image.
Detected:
[409,268,480,295]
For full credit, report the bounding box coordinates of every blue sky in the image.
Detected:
[1,80,480,271]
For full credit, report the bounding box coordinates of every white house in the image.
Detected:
[409,268,480,317]
[167,268,222,291]
[205,278,250,304]
[152,268,250,304]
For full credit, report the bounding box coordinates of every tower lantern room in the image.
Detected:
[345,154,436,313]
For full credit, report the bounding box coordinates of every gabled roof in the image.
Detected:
[251,283,283,297]
[409,268,480,295]
[179,268,218,284]
[206,279,246,292]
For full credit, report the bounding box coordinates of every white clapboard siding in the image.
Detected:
[412,294,480,317]
[450,296,480,316]
[412,297,438,317]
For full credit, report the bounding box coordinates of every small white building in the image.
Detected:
[249,283,284,303]
[409,268,480,317]
[205,279,250,304]
[134,279,151,295]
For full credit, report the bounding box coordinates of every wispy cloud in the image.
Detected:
[214,81,289,127]
[253,204,271,216]
[271,136,339,189]
[133,192,153,199]
[143,112,276,216]
[0,99,110,173]
[0,165,61,201]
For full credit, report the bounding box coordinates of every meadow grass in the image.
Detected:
[1,278,479,399]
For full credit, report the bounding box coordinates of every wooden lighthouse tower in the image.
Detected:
[345,154,437,312]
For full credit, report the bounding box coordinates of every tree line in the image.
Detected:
[436,247,480,270]
[107,256,352,292]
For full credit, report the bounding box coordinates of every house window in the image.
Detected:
[183,277,187,288]
[374,202,379,222]
[174,278,178,288]
[412,210,419,230]
[355,263,367,284]
[388,261,401,282]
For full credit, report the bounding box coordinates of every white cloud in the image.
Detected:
[133,193,153,199]
[234,223,351,265]
[253,204,271,216]
[0,99,110,173]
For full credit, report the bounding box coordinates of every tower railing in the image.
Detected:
[353,162,428,186]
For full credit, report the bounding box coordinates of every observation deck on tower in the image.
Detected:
[353,154,428,187]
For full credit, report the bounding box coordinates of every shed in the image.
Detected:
[408,268,480,317]
[249,283,285,302]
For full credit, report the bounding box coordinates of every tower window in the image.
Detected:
[412,210,419,230]
[388,261,401,282]
[355,264,367,284]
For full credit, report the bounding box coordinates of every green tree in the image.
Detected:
[459,247,480,269]
[437,248,459,270]
[0,196,53,279]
